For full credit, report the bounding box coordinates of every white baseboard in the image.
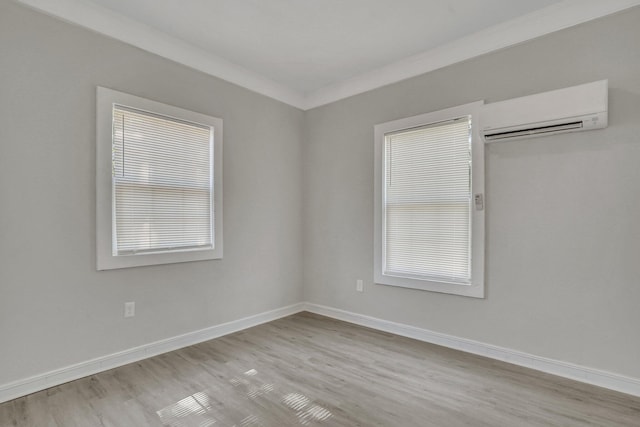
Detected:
[3,301,639,404]
[0,303,305,404]
[303,303,640,398]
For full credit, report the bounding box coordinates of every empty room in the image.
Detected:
[1,0,640,425]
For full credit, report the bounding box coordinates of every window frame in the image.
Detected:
[96,87,223,270]
[373,101,485,298]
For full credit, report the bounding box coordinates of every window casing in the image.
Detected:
[96,87,223,270]
[374,102,484,298]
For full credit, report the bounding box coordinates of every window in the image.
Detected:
[96,87,223,270]
[374,102,484,298]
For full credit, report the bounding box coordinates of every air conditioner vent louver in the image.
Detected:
[484,121,583,141]
[480,80,608,142]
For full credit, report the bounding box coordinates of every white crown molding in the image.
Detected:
[303,303,640,398]
[12,0,640,110]
[15,0,306,109]
[0,303,305,403]
[302,0,640,109]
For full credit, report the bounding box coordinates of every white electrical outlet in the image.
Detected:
[356,279,364,292]
[124,301,135,318]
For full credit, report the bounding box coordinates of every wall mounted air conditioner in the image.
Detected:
[480,80,608,142]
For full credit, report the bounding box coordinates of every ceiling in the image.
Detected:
[85,0,560,93]
[16,0,640,109]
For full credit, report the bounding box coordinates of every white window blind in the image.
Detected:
[112,105,213,255]
[384,117,471,284]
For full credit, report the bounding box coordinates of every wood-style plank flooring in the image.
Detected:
[1,312,639,426]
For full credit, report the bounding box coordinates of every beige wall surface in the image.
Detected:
[0,1,303,385]
[303,8,640,379]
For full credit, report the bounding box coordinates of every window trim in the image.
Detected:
[96,87,223,270]
[373,101,485,298]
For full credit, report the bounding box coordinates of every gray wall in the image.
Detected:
[303,8,640,379]
[0,1,303,385]
[2,0,640,388]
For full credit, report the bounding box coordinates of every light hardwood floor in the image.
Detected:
[1,312,639,426]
